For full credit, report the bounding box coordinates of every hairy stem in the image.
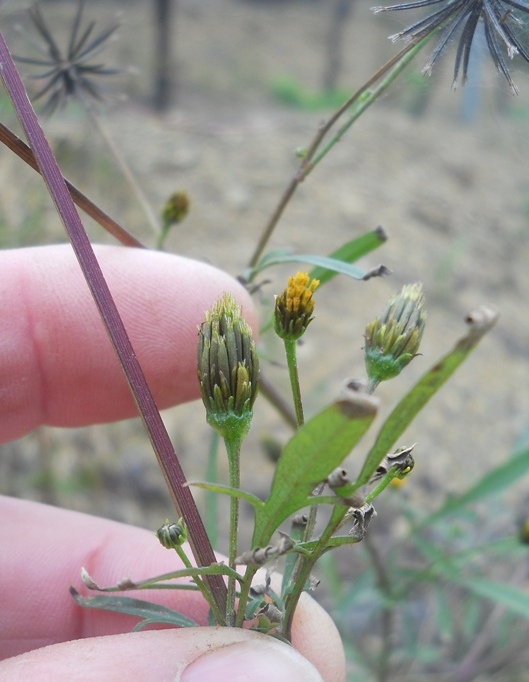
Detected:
[224,432,243,626]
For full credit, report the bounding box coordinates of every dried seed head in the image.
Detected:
[364,283,426,392]
[274,271,319,341]
[198,293,259,439]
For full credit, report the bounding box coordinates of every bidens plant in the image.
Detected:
[0,0,510,668]
[72,273,496,640]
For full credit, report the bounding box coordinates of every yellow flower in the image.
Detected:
[274,272,319,341]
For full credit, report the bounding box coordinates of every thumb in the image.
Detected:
[1,627,325,682]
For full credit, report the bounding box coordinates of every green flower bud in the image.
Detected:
[364,283,426,392]
[274,271,320,341]
[156,519,188,549]
[161,191,190,226]
[198,293,259,439]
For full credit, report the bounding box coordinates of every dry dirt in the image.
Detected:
[1,0,529,674]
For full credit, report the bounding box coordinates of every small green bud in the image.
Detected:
[161,191,190,226]
[274,271,320,341]
[364,283,426,392]
[198,293,259,439]
[156,519,188,549]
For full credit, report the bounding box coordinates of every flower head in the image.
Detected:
[161,191,190,227]
[274,272,320,341]
[16,0,120,114]
[373,0,529,94]
[156,519,188,550]
[364,283,426,392]
[198,294,259,439]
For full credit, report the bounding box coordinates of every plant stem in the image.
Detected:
[258,373,298,429]
[282,505,348,639]
[283,338,304,427]
[0,121,144,248]
[235,564,260,628]
[205,430,220,549]
[0,31,227,617]
[247,34,434,270]
[224,431,243,626]
[364,533,394,682]
[173,544,225,625]
[86,108,161,237]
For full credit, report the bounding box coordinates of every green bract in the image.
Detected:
[364,283,426,392]
[197,293,259,440]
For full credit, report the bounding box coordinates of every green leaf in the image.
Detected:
[308,227,388,285]
[457,577,529,620]
[249,248,386,282]
[253,392,379,547]
[187,481,265,510]
[353,305,499,490]
[70,587,198,627]
[423,445,529,526]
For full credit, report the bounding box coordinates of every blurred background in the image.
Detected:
[1,1,529,679]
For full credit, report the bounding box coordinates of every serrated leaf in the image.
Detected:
[353,305,499,489]
[253,393,379,547]
[70,587,198,627]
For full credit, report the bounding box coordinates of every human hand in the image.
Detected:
[0,245,346,681]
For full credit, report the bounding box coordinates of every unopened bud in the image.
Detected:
[198,294,259,438]
[364,283,426,392]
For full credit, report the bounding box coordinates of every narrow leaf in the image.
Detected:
[457,577,529,621]
[252,250,384,281]
[253,392,379,546]
[308,226,388,285]
[187,481,265,510]
[70,587,198,627]
[423,446,529,526]
[354,305,499,489]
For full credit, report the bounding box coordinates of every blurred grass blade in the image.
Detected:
[354,305,499,489]
[457,577,529,621]
[70,587,198,627]
[308,226,388,285]
[423,445,529,526]
[253,391,379,547]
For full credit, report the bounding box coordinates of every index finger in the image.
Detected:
[0,244,257,443]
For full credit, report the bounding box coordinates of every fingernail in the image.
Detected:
[182,638,323,682]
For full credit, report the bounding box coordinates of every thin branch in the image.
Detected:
[0,31,227,617]
[247,35,432,270]
[0,121,145,248]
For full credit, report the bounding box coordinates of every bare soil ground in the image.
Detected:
[1,0,529,677]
